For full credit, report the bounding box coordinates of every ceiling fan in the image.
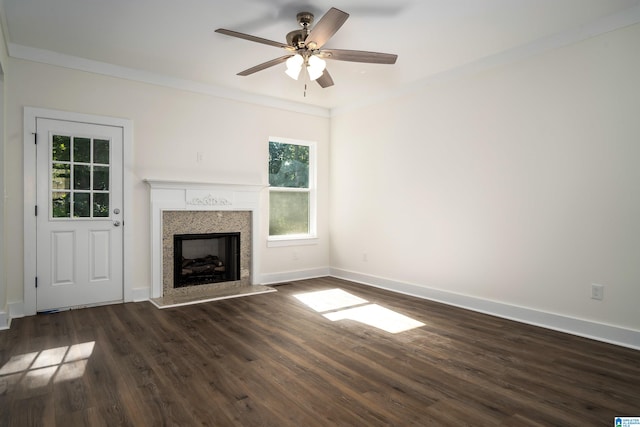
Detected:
[215,7,398,88]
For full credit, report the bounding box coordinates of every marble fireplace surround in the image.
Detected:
[146,180,264,299]
[163,211,249,295]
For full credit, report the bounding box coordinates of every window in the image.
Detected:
[268,138,316,243]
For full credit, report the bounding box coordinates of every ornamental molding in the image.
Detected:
[186,191,232,207]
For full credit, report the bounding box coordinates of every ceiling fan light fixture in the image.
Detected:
[217,7,397,90]
[307,55,326,81]
[285,54,304,80]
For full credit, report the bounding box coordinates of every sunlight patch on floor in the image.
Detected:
[0,341,95,389]
[323,303,426,334]
[294,288,369,312]
[294,288,425,334]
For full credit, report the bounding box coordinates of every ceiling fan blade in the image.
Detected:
[215,28,290,50]
[305,7,349,50]
[237,55,292,76]
[316,69,334,88]
[321,48,398,64]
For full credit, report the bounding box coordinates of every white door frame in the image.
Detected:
[23,107,134,315]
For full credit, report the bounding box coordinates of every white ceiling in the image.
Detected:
[2,0,640,111]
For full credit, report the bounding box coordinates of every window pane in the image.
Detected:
[269,191,309,235]
[269,142,309,188]
[93,193,109,217]
[73,137,91,163]
[52,164,70,190]
[52,135,71,162]
[73,193,90,218]
[93,166,109,190]
[94,139,110,164]
[52,192,70,218]
[74,165,91,190]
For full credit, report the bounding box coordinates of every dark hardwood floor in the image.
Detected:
[1,277,638,426]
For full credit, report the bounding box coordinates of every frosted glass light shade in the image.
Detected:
[285,54,304,80]
[307,55,326,81]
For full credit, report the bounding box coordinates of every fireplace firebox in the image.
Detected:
[173,232,240,288]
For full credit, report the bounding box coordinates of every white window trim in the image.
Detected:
[267,236,319,248]
[267,137,317,246]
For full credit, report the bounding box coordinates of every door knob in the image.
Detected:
[113,220,121,227]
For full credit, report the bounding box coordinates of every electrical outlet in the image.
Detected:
[591,283,604,301]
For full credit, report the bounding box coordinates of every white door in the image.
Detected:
[36,118,124,311]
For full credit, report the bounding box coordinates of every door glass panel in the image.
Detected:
[73,193,91,218]
[52,164,71,190]
[52,192,71,218]
[73,137,91,163]
[74,165,91,190]
[93,166,109,191]
[51,134,111,220]
[52,135,71,162]
[93,193,109,217]
[94,139,110,164]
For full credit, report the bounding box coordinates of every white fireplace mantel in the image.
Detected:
[145,179,265,298]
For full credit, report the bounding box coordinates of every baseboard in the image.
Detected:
[330,268,640,351]
[132,286,151,302]
[1,290,156,327]
[8,301,25,319]
[0,301,26,329]
[261,267,331,286]
[0,310,9,330]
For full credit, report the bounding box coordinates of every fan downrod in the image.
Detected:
[296,12,314,28]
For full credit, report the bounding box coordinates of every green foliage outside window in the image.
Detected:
[51,134,110,219]
[269,141,312,236]
[269,142,309,188]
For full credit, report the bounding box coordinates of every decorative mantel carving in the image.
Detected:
[186,190,232,207]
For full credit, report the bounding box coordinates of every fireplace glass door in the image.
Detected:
[174,233,240,288]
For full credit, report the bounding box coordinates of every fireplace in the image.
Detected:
[146,180,263,299]
[161,210,251,296]
[174,232,240,287]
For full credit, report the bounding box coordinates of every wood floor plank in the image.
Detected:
[1,277,639,426]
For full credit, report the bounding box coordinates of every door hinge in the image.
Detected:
[33,132,37,144]
[35,205,38,216]
[35,277,38,288]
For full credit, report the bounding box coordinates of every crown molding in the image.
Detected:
[4,3,640,119]
[330,4,640,117]
[7,42,330,118]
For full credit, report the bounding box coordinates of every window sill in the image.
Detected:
[267,235,319,247]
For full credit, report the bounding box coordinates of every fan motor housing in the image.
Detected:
[286,12,314,49]
[286,29,307,48]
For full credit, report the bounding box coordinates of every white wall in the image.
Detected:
[4,58,330,306]
[330,23,640,335]
[0,13,9,326]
